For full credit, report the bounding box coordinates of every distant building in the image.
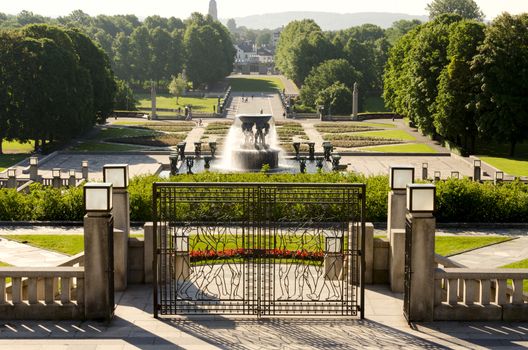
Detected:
[234,41,276,75]
[208,0,218,21]
[272,28,282,48]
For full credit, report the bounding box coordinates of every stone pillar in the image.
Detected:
[84,212,114,321]
[52,169,62,188]
[151,81,157,120]
[352,82,359,120]
[405,212,435,322]
[6,171,17,189]
[29,157,39,182]
[387,189,406,240]
[112,189,130,291]
[390,229,405,292]
[474,164,481,182]
[82,161,89,181]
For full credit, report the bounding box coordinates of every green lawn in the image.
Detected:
[353,130,416,141]
[112,121,150,126]
[476,142,528,176]
[0,154,28,171]
[137,94,218,112]
[227,76,285,92]
[2,140,34,153]
[436,236,513,257]
[362,96,390,113]
[360,143,438,153]
[501,259,528,292]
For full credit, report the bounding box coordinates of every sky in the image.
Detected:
[1,0,526,20]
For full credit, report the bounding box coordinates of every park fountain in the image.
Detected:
[219,114,280,171]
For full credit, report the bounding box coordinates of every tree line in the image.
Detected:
[275,19,418,114]
[384,12,528,156]
[0,11,235,90]
[0,24,115,154]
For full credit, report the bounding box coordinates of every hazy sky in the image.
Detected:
[2,0,526,19]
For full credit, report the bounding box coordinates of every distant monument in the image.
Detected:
[352,82,359,120]
[208,0,218,20]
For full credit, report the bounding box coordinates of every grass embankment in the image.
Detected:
[0,154,28,171]
[435,236,512,257]
[501,259,528,293]
[360,143,438,153]
[137,94,218,112]
[477,142,528,177]
[227,76,285,92]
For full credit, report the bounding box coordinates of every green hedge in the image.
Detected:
[1,175,527,223]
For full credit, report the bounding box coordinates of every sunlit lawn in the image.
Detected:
[501,259,528,292]
[362,96,390,113]
[353,129,416,141]
[137,94,218,112]
[436,236,513,257]
[477,142,528,176]
[0,154,28,171]
[227,76,285,92]
[360,143,438,153]
[2,140,34,153]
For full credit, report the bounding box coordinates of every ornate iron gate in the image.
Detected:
[153,183,366,318]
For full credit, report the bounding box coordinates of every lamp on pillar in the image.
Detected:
[404,183,436,322]
[387,166,414,293]
[82,160,89,181]
[450,171,460,180]
[473,159,481,182]
[495,171,504,184]
[52,168,61,188]
[422,163,428,181]
[29,157,39,182]
[83,182,114,321]
[434,171,441,182]
[7,168,16,178]
[406,184,436,214]
[68,169,76,187]
[103,164,130,291]
[83,183,113,212]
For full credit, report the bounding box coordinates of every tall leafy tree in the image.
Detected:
[473,13,528,156]
[427,0,484,21]
[434,20,485,153]
[130,25,152,82]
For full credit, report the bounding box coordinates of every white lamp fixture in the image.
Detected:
[406,184,436,213]
[52,168,61,178]
[84,183,113,212]
[422,163,428,169]
[325,237,342,254]
[496,171,504,181]
[82,160,89,168]
[474,160,481,167]
[175,235,189,253]
[30,157,38,166]
[7,168,16,177]
[451,171,460,179]
[103,164,129,189]
[434,171,441,179]
[389,166,415,190]
[69,169,76,177]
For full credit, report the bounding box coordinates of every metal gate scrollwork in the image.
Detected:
[153,183,366,318]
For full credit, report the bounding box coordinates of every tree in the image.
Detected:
[315,82,352,115]
[226,18,236,33]
[169,74,187,104]
[114,80,137,110]
[473,13,528,156]
[300,59,360,108]
[385,19,422,44]
[427,0,484,21]
[129,25,152,82]
[275,20,333,85]
[434,20,485,153]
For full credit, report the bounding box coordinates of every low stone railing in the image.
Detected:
[434,267,528,321]
[0,267,85,320]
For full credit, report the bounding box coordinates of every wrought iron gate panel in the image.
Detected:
[153,183,365,317]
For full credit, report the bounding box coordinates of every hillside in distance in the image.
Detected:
[223,11,428,30]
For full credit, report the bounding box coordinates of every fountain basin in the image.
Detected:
[231,148,280,171]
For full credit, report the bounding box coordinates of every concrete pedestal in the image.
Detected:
[387,190,406,241]
[324,253,343,280]
[6,176,17,189]
[29,165,38,182]
[174,253,190,281]
[112,190,130,291]
[406,212,435,322]
[390,229,405,292]
[84,213,114,321]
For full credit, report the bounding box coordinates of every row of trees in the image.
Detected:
[275,19,419,114]
[384,13,528,155]
[0,24,116,153]
[0,11,235,89]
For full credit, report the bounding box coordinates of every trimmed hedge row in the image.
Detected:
[0,175,527,223]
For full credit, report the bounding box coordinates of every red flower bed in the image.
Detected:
[189,248,324,262]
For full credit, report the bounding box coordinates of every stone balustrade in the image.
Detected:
[434,267,528,321]
[0,267,85,320]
